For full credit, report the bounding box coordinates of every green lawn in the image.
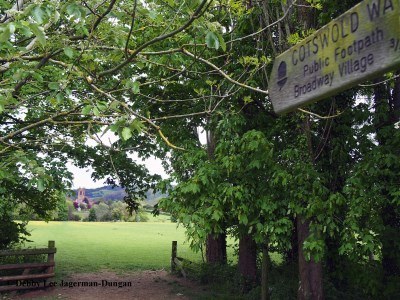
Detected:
[25,221,279,280]
[26,221,202,278]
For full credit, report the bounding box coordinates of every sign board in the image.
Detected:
[269,0,400,114]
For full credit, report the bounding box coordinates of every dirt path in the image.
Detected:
[4,270,207,300]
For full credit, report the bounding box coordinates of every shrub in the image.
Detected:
[88,208,97,222]
[0,204,31,249]
[94,202,112,221]
[0,220,29,250]
[55,200,68,221]
[71,214,81,221]
[73,201,79,209]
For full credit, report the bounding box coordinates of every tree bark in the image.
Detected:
[206,232,227,264]
[285,218,298,264]
[392,70,400,122]
[297,0,316,30]
[261,244,270,300]
[204,125,227,265]
[238,233,257,291]
[297,217,324,300]
[374,74,400,279]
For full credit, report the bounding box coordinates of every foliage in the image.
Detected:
[0,0,399,296]
[88,208,97,222]
[70,213,81,221]
[54,199,69,221]
[93,202,112,222]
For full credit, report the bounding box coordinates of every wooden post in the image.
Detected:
[171,241,177,272]
[261,244,270,300]
[47,241,55,274]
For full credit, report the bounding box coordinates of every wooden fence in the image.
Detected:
[171,241,187,278]
[0,240,56,292]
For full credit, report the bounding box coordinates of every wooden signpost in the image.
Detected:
[269,0,400,114]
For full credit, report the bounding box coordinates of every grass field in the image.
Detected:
[26,221,203,278]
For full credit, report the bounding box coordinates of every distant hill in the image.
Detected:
[70,186,167,206]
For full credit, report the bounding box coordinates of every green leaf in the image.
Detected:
[130,119,144,133]
[121,127,132,141]
[132,82,140,94]
[205,31,219,50]
[0,27,11,43]
[110,123,119,132]
[125,81,140,94]
[110,101,120,110]
[37,178,45,192]
[96,101,108,112]
[18,24,32,37]
[216,32,226,52]
[244,96,252,104]
[32,6,46,24]
[48,82,59,90]
[29,23,46,47]
[64,47,74,58]
[66,3,82,19]
[165,0,176,7]
[81,105,92,115]
[239,214,248,225]
[212,210,221,221]
[93,106,100,116]
[8,23,16,35]
[56,93,63,102]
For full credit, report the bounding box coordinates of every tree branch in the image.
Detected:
[0,108,81,143]
[182,48,269,96]
[89,83,185,151]
[98,0,210,77]
[297,108,344,119]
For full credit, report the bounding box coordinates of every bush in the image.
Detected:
[0,220,29,250]
[88,208,97,222]
[71,214,81,221]
[94,202,112,221]
[55,200,68,221]
[0,202,30,249]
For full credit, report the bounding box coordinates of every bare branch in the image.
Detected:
[182,48,269,96]
[89,83,185,151]
[297,108,344,119]
[228,0,297,44]
[0,108,81,143]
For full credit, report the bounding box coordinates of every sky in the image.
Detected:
[68,130,169,189]
[68,127,206,189]
[68,156,167,189]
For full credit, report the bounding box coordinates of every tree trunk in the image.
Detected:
[297,217,324,300]
[375,74,400,279]
[206,232,227,264]
[381,205,400,277]
[204,125,227,265]
[261,244,270,300]
[392,70,400,122]
[238,233,257,291]
[285,218,298,264]
[373,76,391,144]
[297,0,316,30]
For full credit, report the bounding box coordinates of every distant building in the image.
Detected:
[74,188,94,209]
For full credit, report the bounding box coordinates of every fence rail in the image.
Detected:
[171,241,189,278]
[0,240,56,292]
